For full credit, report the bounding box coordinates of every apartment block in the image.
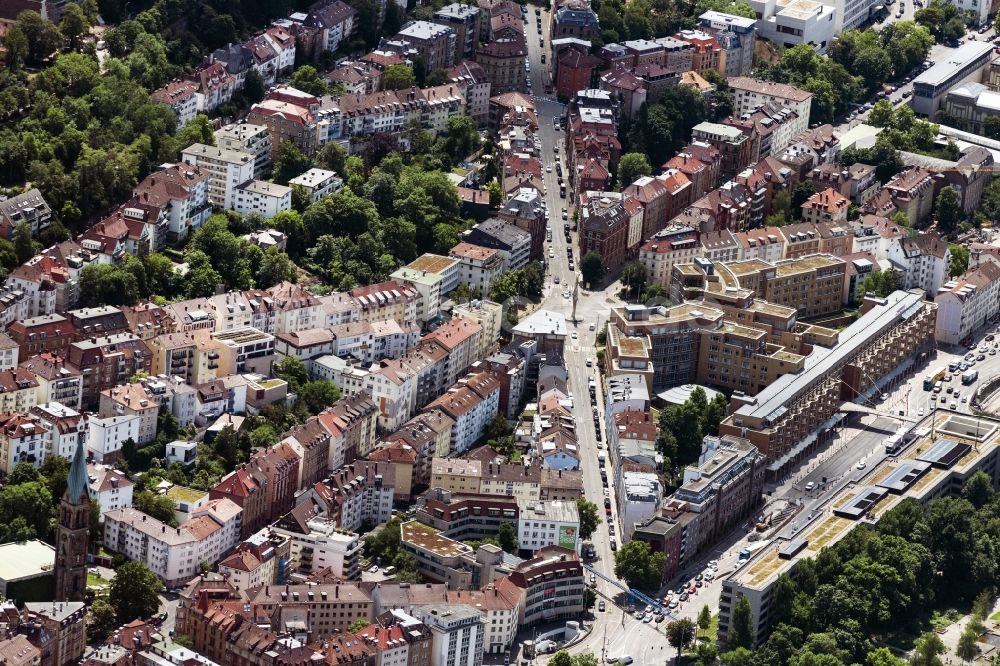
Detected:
[180,144,256,210]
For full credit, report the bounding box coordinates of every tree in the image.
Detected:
[549,651,574,666]
[273,141,312,185]
[577,498,599,540]
[109,561,162,623]
[289,65,327,96]
[3,25,28,70]
[497,522,518,553]
[382,64,417,90]
[59,2,89,49]
[297,380,342,415]
[6,461,39,485]
[868,99,896,127]
[242,69,266,105]
[273,356,308,391]
[613,540,665,590]
[860,269,903,298]
[728,596,754,650]
[87,598,118,643]
[256,247,298,288]
[13,223,35,265]
[956,624,979,663]
[485,414,513,442]
[865,648,907,666]
[963,470,995,509]
[936,186,962,235]
[487,180,503,208]
[667,618,697,661]
[621,261,647,300]
[698,605,713,637]
[316,142,347,174]
[348,619,370,632]
[133,490,178,526]
[617,152,653,188]
[580,251,605,287]
[78,263,141,307]
[442,115,481,164]
[949,244,970,277]
[984,116,1000,140]
[909,632,945,666]
[16,10,62,65]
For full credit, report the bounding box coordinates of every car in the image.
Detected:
[962,396,968,403]
[805,481,815,491]
[707,559,718,568]
[549,249,555,258]
[881,393,889,401]
[568,262,574,271]
[655,613,665,623]
[705,571,715,581]
[590,322,596,331]
[669,600,679,610]
[553,275,560,284]
[966,353,975,361]
[546,165,552,173]
[676,586,686,595]
[695,573,703,581]
[367,564,380,573]
[978,354,986,361]
[679,592,689,601]
[562,211,568,220]
[572,331,578,339]
[918,408,925,417]
[642,614,652,623]
[960,362,969,371]
[951,400,958,410]
[695,580,703,588]
[563,291,571,299]
[944,374,952,382]
[857,458,867,470]
[987,334,996,341]
[947,386,954,394]
[610,539,617,550]
[991,349,997,356]
[599,600,606,612]
[382,566,397,576]
[586,357,593,367]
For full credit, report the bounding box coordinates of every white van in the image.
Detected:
[804,482,815,492]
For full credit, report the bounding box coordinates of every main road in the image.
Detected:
[516,7,676,664]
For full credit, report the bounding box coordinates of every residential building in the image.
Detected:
[21,601,86,666]
[421,605,485,666]
[0,189,52,239]
[434,3,482,59]
[883,167,936,225]
[514,499,579,554]
[103,500,243,587]
[639,226,701,287]
[462,220,532,272]
[888,234,951,296]
[213,123,273,178]
[271,504,362,579]
[391,21,458,70]
[728,77,812,133]
[934,261,1000,344]
[551,0,600,41]
[448,244,506,297]
[233,180,292,218]
[180,144,256,210]
[288,168,343,202]
[800,187,850,224]
[86,463,134,516]
[86,415,140,464]
[699,11,756,77]
[247,97,320,159]
[506,545,584,626]
[153,80,201,127]
[307,0,358,52]
[32,402,88,460]
[424,372,501,454]
[579,192,630,277]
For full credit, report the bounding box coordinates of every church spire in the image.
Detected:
[65,439,89,505]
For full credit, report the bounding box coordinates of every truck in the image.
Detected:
[962,369,979,385]
[923,366,946,390]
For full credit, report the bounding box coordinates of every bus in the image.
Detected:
[923,366,946,390]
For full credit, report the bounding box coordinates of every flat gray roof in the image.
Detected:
[833,485,888,520]
[877,460,930,493]
[913,42,994,88]
[916,439,971,468]
[735,290,926,423]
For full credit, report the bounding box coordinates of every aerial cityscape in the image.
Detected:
[1,0,1000,664]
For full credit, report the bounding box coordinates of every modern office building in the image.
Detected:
[911,42,995,118]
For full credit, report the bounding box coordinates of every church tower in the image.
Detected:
[55,440,90,602]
